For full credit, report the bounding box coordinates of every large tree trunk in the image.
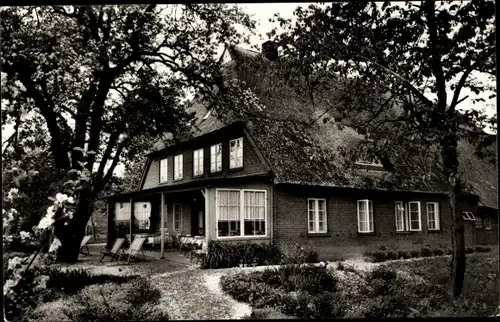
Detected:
[442,130,466,299]
[55,188,96,263]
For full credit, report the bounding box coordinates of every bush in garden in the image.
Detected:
[65,277,168,321]
[371,250,388,262]
[283,244,320,264]
[386,250,399,261]
[446,248,452,255]
[337,261,345,271]
[242,308,296,320]
[420,247,433,257]
[410,249,421,258]
[475,245,491,253]
[397,250,411,259]
[466,246,475,254]
[379,245,389,251]
[201,241,282,269]
[432,248,445,256]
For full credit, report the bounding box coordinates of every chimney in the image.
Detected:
[261,40,279,61]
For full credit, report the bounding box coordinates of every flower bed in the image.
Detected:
[221,251,499,318]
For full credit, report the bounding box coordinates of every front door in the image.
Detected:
[191,192,205,236]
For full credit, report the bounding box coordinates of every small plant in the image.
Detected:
[433,248,445,256]
[465,246,475,254]
[397,250,411,259]
[386,250,399,261]
[446,248,452,255]
[475,245,492,253]
[379,245,389,251]
[337,261,345,271]
[371,250,388,263]
[410,249,421,258]
[420,246,433,257]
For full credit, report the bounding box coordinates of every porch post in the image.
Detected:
[204,187,209,253]
[160,192,165,259]
[130,197,134,242]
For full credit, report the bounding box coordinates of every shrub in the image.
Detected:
[433,248,445,256]
[243,308,296,319]
[475,245,492,253]
[386,250,399,261]
[201,241,282,269]
[337,261,345,271]
[379,245,389,251]
[410,249,421,258]
[446,248,452,255]
[371,250,388,263]
[283,244,320,264]
[466,246,475,254]
[66,277,168,321]
[397,250,411,259]
[420,247,433,257]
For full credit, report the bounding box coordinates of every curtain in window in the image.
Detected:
[357,200,373,233]
[409,202,420,230]
[217,190,241,236]
[134,202,150,230]
[395,202,405,231]
[243,191,265,236]
[115,202,131,221]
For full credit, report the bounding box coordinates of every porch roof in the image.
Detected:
[99,172,272,201]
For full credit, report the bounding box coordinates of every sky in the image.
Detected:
[2,2,496,176]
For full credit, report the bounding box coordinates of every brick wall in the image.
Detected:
[274,184,478,260]
[142,131,268,190]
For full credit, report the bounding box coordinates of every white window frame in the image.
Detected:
[426,202,440,231]
[229,137,243,169]
[395,201,405,232]
[173,203,182,231]
[193,148,204,176]
[210,143,222,173]
[307,198,328,234]
[215,188,268,239]
[173,154,183,180]
[484,216,492,229]
[408,201,422,231]
[463,211,475,221]
[357,199,374,233]
[159,158,168,183]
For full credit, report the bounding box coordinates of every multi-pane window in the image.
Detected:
[395,201,405,231]
[357,200,374,233]
[427,202,440,230]
[475,215,483,228]
[160,158,168,183]
[134,202,151,230]
[193,148,204,176]
[409,201,421,231]
[173,204,182,231]
[115,202,131,221]
[210,143,222,173]
[217,190,241,237]
[308,199,327,234]
[216,189,267,237]
[244,191,266,236]
[174,154,183,180]
[484,216,492,229]
[463,212,475,220]
[229,137,243,169]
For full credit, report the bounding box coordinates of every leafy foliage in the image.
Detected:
[201,241,282,269]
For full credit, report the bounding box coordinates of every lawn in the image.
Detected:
[220,248,499,318]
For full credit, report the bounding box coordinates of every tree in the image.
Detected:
[1,4,255,262]
[270,0,496,298]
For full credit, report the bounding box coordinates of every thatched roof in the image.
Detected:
[178,44,497,208]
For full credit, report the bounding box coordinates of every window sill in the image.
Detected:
[395,231,421,235]
[192,174,204,179]
[215,235,269,241]
[358,232,376,236]
[173,178,183,182]
[307,233,331,238]
[209,170,223,176]
[159,181,169,185]
[228,166,244,172]
[427,229,441,233]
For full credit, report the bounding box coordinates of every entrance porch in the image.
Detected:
[105,187,208,259]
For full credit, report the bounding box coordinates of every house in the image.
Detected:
[101,42,498,259]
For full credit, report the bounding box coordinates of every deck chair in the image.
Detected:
[99,238,125,263]
[120,236,147,264]
[79,235,92,255]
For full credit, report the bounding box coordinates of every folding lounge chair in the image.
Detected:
[79,235,92,255]
[99,238,125,263]
[120,236,147,264]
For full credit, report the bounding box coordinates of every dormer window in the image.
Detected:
[229,137,243,169]
[160,158,168,183]
[174,154,183,180]
[210,143,222,173]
